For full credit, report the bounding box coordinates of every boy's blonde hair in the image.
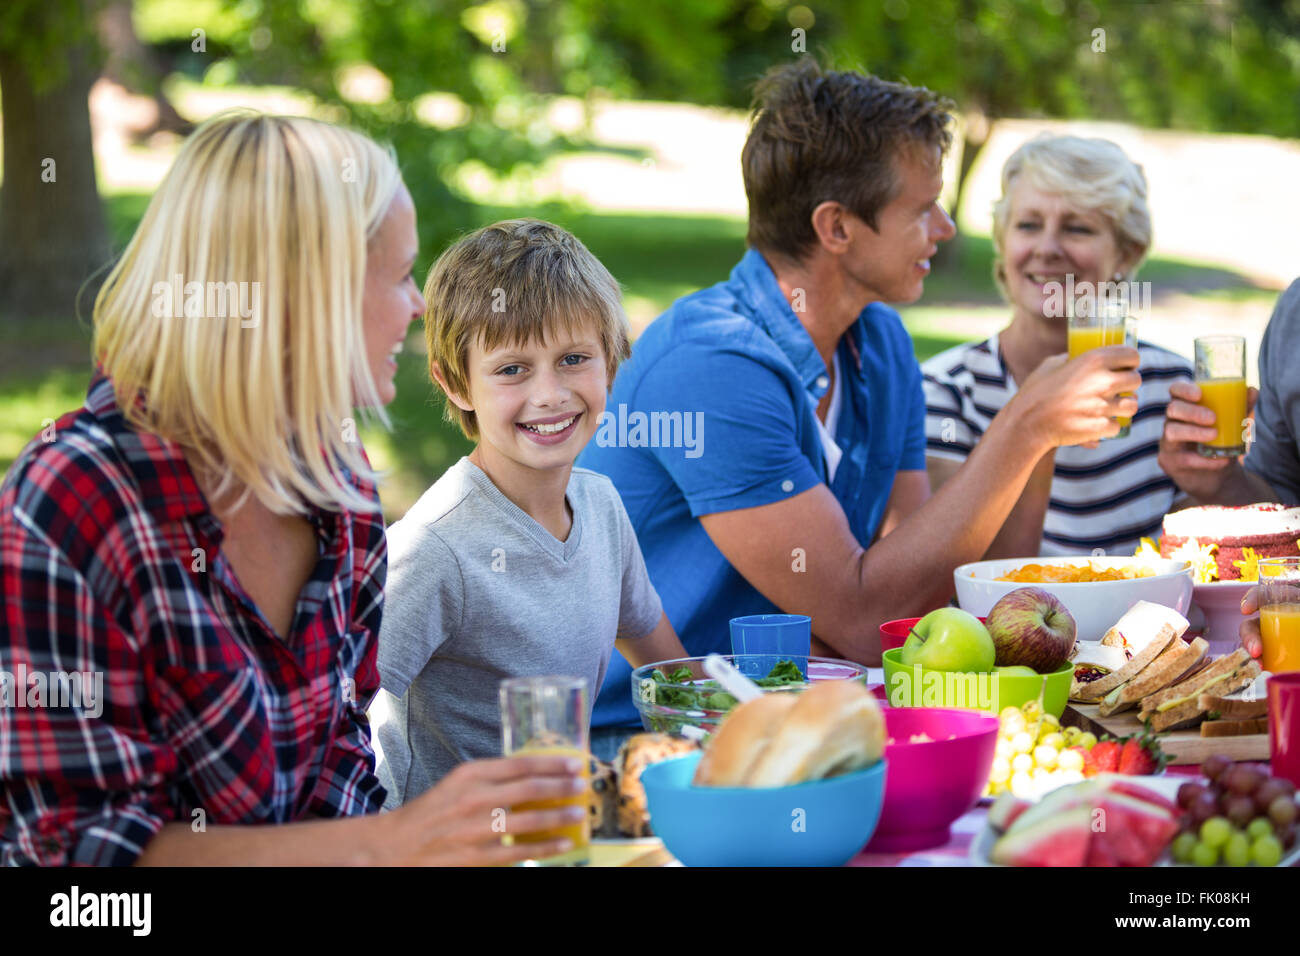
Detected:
[424,219,630,440]
[991,134,1152,296]
[93,111,401,515]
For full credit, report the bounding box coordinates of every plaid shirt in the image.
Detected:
[0,373,388,865]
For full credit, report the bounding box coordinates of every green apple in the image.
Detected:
[994,665,1039,677]
[901,608,996,672]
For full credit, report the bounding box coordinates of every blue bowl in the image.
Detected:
[641,752,888,867]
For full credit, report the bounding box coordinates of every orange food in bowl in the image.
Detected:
[995,562,1157,583]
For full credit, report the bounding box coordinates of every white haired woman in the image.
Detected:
[923,134,1193,558]
[0,112,584,866]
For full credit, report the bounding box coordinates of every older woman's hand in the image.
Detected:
[381,753,588,866]
[1239,585,1264,660]
[1158,381,1258,501]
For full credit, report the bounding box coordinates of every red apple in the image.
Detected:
[985,587,1077,673]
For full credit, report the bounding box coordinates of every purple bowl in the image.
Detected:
[864,707,999,853]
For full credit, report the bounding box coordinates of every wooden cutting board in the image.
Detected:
[1064,703,1270,765]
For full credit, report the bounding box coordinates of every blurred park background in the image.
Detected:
[2,0,1298,519]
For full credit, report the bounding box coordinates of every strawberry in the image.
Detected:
[1117,734,1165,775]
[1087,737,1123,776]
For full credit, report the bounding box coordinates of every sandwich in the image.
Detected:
[1136,648,1262,733]
[1196,683,1269,737]
[1097,636,1208,717]
[692,680,885,788]
[1070,601,1189,703]
[1069,642,1128,699]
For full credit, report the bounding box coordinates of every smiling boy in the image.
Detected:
[371,219,686,804]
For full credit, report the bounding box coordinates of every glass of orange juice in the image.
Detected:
[499,675,590,865]
[1067,297,1136,439]
[1259,557,1300,674]
[1193,335,1248,458]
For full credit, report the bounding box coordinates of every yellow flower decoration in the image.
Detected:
[1232,547,1261,583]
[1167,539,1219,584]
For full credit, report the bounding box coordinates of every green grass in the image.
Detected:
[1,191,1274,518]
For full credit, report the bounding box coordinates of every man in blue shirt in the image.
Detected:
[579,60,1143,742]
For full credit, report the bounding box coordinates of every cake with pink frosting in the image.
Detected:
[1160,503,1300,581]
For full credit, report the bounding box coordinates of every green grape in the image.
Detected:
[1252,835,1283,867]
[1010,731,1034,755]
[1078,732,1097,749]
[1040,732,1066,751]
[1247,818,1274,841]
[1171,832,1198,863]
[1057,748,1085,773]
[1191,841,1219,867]
[1011,753,1033,774]
[1223,832,1251,867]
[1200,816,1232,849]
[989,757,1011,784]
[1033,744,1059,770]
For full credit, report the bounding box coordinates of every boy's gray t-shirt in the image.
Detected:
[372,457,663,807]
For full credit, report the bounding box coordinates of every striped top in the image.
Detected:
[922,333,1194,556]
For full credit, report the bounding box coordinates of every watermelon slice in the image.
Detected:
[1098,776,1179,815]
[991,807,1093,867]
[987,792,1031,833]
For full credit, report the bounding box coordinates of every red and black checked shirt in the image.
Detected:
[0,373,389,865]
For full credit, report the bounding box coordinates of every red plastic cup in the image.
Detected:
[879,615,988,654]
[879,617,921,654]
[1269,673,1300,788]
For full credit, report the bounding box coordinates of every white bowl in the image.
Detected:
[953,556,1194,643]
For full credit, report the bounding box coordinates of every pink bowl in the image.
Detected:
[864,707,999,853]
[879,616,987,654]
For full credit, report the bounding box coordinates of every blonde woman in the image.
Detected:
[0,112,584,866]
[923,134,1193,558]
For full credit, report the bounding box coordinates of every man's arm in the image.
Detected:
[699,348,1140,664]
[927,450,1057,560]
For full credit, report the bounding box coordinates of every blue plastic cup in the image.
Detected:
[729,614,812,678]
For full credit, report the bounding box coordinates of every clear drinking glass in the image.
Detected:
[1067,297,1136,440]
[1259,558,1300,675]
[498,675,590,865]
[1193,335,1248,458]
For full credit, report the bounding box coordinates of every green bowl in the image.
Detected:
[881,648,1071,717]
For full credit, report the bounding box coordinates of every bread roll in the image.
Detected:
[744,681,885,788]
[692,691,797,787]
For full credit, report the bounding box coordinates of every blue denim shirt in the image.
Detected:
[578,248,927,728]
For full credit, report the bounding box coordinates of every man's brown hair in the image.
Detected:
[423,218,631,440]
[741,58,954,261]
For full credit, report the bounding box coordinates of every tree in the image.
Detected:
[0,0,111,324]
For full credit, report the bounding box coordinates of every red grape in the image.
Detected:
[1280,823,1297,850]
[1225,764,1267,796]
[1269,795,1299,828]
[1255,779,1290,814]
[1178,782,1206,810]
[1202,754,1232,781]
[1224,794,1256,829]
[1189,791,1220,825]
